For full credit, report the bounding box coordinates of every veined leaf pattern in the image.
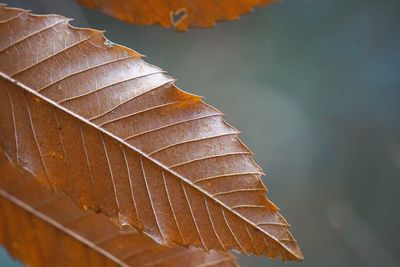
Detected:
[0,154,237,267]
[0,5,302,261]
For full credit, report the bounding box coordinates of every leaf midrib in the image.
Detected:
[0,71,295,258]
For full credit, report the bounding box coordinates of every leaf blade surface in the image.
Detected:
[78,0,275,31]
[0,154,237,267]
[0,5,302,261]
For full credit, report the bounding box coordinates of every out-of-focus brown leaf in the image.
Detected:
[78,0,274,31]
[0,154,237,267]
[0,5,302,261]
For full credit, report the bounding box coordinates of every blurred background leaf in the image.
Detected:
[78,0,273,31]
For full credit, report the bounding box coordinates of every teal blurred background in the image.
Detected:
[1,0,400,266]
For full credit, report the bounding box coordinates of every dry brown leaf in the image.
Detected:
[0,154,237,267]
[0,4,303,261]
[78,0,274,31]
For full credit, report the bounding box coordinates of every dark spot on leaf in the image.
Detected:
[170,8,187,28]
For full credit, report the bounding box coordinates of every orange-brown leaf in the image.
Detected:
[0,4,302,261]
[78,0,274,31]
[0,154,237,267]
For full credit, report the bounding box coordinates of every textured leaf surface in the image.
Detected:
[0,154,237,267]
[0,5,302,261]
[78,0,274,31]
